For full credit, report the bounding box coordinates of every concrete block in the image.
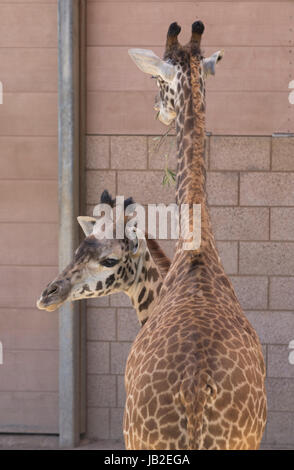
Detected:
[87,375,116,408]
[266,378,294,411]
[268,345,294,378]
[87,342,110,374]
[207,172,238,206]
[117,375,126,408]
[87,407,109,440]
[270,208,294,240]
[110,293,132,308]
[110,342,132,375]
[240,173,294,206]
[266,412,294,445]
[148,135,177,170]
[86,136,110,169]
[117,171,175,205]
[231,276,268,310]
[111,136,147,170]
[87,308,116,341]
[240,242,294,275]
[272,136,294,171]
[269,277,294,310]
[245,311,294,344]
[210,136,270,171]
[216,241,238,274]
[110,408,124,440]
[210,208,269,241]
[117,308,140,342]
[86,170,116,205]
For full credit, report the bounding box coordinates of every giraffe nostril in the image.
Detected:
[47,284,59,296]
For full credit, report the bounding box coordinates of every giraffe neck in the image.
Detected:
[126,240,169,325]
[175,54,216,256]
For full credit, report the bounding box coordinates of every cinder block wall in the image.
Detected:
[85,134,294,446]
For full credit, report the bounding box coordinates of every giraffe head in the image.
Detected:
[37,190,146,312]
[128,21,223,125]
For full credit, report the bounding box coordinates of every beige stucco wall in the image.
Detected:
[0,1,59,433]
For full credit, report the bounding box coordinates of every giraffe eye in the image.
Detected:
[100,258,119,268]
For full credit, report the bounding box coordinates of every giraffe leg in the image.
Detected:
[179,369,217,450]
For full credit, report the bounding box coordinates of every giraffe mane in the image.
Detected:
[146,237,171,278]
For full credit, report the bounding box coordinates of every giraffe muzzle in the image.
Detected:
[37,279,71,312]
[158,109,176,126]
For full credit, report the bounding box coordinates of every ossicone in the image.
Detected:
[165,21,181,53]
[190,20,205,46]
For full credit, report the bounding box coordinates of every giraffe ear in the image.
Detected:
[128,48,176,82]
[203,50,224,78]
[125,225,146,257]
[77,216,96,236]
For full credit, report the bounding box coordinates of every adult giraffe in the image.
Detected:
[126,21,267,450]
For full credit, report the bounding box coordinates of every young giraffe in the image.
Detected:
[126,21,267,450]
[37,190,170,327]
